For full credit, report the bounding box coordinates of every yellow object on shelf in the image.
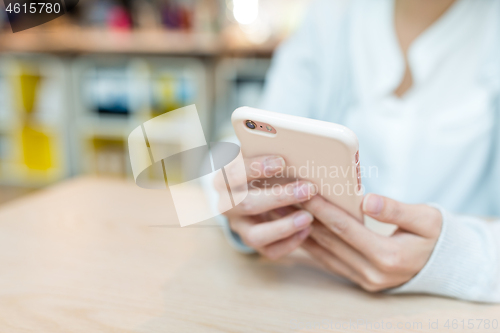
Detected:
[19,73,42,114]
[91,137,127,177]
[153,74,182,116]
[21,125,52,171]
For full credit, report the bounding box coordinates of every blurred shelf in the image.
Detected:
[0,31,273,186]
[0,27,280,56]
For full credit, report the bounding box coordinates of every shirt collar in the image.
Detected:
[351,0,495,101]
[407,0,485,86]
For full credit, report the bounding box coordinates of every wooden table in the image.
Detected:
[0,177,498,332]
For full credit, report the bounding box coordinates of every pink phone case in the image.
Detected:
[232,107,364,221]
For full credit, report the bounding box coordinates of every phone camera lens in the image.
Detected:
[245,120,256,129]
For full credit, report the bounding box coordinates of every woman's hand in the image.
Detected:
[214,155,316,260]
[301,194,442,291]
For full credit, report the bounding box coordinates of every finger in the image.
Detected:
[362,193,442,237]
[302,238,362,285]
[311,221,423,277]
[302,196,389,262]
[215,155,286,191]
[259,227,311,260]
[228,181,316,216]
[303,238,407,292]
[239,210,314,248]
[309,222,375,277]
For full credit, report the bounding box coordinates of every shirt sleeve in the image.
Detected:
[387,205,500,303]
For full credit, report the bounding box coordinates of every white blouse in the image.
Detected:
[344,0,497,212]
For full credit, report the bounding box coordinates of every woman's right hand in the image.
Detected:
[213,155,316,260]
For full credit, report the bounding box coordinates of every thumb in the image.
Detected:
[362,193,440,237]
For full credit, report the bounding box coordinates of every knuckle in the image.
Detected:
[238,198,254,215]
[361,281,384,293]
[361,270,387,291]
[330,218,348,234]
[245,228,263,248]
[241,237,255,249]
[360,281,374,292]
[385,202,403,221]
[376,248,402,272]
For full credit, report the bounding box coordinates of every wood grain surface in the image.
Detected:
[0,177,497,333]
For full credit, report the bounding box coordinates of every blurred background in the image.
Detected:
[0,0,311,204]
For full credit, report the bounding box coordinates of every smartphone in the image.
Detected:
[232,106,364,221]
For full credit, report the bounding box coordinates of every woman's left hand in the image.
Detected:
[301,193,442,292]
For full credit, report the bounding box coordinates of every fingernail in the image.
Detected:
[363,193,383,215]
[293,211,313,228]
[297,227,311,240]
[263,156,285,170]
[294,182,316,200]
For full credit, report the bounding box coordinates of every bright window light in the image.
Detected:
[233,0,259,25]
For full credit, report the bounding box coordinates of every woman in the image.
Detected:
[213,0,500,302]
